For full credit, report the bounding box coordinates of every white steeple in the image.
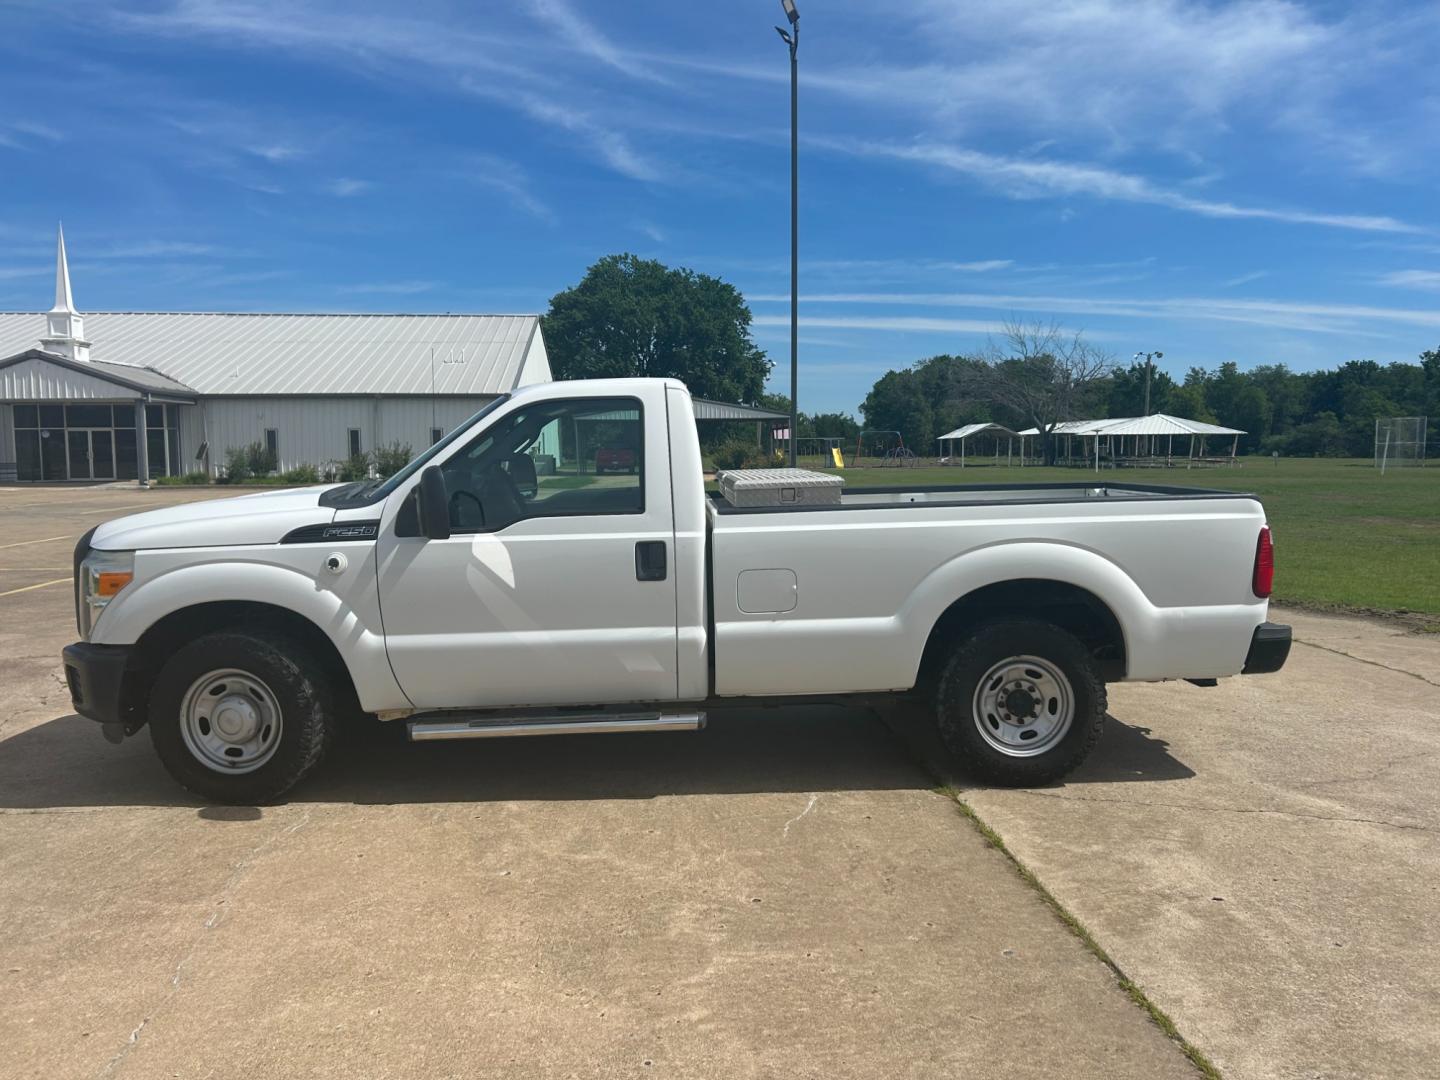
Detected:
[40,223,91,362]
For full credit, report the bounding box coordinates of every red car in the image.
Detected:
[595,447,638,474]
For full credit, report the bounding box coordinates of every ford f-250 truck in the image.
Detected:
[62,378,1291,803]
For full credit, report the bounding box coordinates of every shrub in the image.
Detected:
[371,441,412,479]
[280,464,321,485]
[155,472,211,486]
[330,454,372,482]
[245,441,278,477]
[709,439,775,471]
[222,445,252,483]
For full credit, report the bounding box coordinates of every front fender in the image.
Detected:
[91,546,409,712]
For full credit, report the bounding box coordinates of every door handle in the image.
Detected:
[635,541,667,582]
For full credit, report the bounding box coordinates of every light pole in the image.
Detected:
[1134,350,1163,415]
[776,0,799,466]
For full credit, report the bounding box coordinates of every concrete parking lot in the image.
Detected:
[2,485,1436,1079]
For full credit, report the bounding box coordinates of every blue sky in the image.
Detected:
[3,0,1439,415]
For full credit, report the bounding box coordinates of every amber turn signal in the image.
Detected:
[95,571,133,597]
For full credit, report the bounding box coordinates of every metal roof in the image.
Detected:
[0,312,540,396]
[1090,414,1186,437]
[1015,414,1246,437]
[937,422,1021,441]
[692,399,789,422]
[0,348,197,400]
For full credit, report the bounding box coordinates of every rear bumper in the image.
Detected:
[1242,622,1292,674]
[61,642,134,728]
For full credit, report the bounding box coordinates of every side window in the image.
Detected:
[439,397,644,532]
[348,428,362,458]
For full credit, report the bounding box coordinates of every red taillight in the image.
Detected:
[1253,526,1274,598]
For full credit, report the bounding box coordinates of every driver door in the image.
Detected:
[373,389,680,710]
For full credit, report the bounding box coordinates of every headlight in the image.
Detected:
[79,550,134,641]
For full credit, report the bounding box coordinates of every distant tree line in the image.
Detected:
[860,346,1440,458]
[542,254,1438,460]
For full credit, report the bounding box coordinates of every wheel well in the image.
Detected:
[916,579,1127,690]
[129,601,361,720]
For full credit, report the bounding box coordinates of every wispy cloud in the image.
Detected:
[336,280,436,295]
[0,265,50,281]
[750,290,1440,335]
[0,120,64,150]
[814,137,1422,235]
[464,82,663,182]
[753,313,1006,334]
[1377,270,1440,292]
[93,240,224,258]
[117,1,666,184]
[1222,270,1269,288]
[325,177,373,197]
[458,153,557,224]
[636,221,667,244]
[526,0,669,84]
[248,142,303,162]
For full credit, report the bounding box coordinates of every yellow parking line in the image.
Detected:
[0,577,70,598]
[0,534,73,550]
[0,567,69,572]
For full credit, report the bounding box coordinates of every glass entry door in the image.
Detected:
[64,429,117,480]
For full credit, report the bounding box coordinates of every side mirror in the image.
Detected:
[417,466,451,540]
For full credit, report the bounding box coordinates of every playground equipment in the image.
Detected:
[852,430,913,467]
[794,436,846,470]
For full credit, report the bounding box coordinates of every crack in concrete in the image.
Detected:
[1293,636,1440,689]
[782,793,818,839]
[95,809,313,1079]
[1003,789,1434,834]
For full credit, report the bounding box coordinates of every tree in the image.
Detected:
[542,254,772,402]
[964,321,1113,465]
[860,368,936,449]
[1107,360,1176,418]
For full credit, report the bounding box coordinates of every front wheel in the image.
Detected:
[935,618,1106,786]
[149,630,336,804]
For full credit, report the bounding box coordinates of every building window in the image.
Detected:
[264,428,279,465]
[430,426,444,446]
[347,428,362,458]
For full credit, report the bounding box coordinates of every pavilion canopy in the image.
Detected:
[936,422,1021,442]
[1014,414,1246,437]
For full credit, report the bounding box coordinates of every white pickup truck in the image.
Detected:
[63,377,1290,803]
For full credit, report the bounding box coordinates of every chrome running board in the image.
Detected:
[407,711,706,742]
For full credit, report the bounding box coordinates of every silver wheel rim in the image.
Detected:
[179,668,283,774]
[971,654,1074,757]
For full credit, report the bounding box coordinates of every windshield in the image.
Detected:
[321,395,510,509]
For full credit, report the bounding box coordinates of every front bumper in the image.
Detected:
[61,642,135,735]
[1242,621,1292,674]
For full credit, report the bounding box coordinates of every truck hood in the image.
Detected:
[91,486,338,551]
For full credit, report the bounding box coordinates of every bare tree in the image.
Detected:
[965,320,1114,465]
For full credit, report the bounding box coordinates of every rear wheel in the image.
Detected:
[935,618,1106,786]
[149,630,336,804]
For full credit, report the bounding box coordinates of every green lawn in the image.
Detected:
[822,458,1440,622]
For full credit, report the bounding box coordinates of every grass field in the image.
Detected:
[824,458,1440,624]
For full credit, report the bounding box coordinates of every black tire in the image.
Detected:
[935,618,1106,786]
[148,630,336,804]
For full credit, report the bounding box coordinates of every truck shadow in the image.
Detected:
[0,706,1193,811]
[879,707,1196,787]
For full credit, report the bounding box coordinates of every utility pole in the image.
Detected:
[1134,349,1164,458]
[1135,350,1164,415]
[776,0,800,467]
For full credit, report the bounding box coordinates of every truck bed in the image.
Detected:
[708,480,1250,513]
[704,480,1268,697]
